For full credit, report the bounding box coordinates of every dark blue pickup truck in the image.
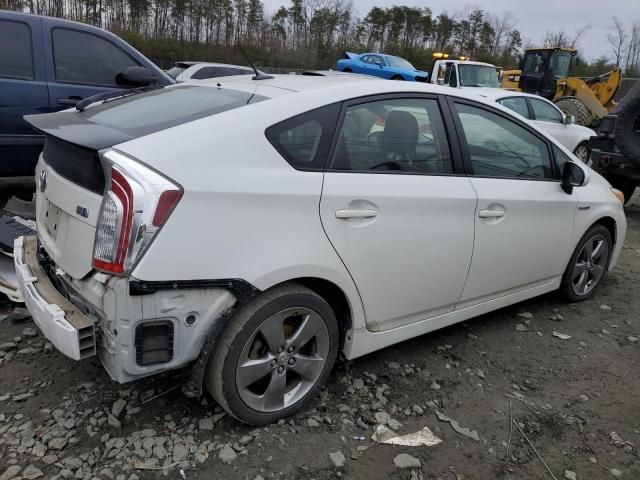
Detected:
[0,10,173,176]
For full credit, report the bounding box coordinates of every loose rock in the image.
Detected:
[393,453,421,469]
[328,451,346,468]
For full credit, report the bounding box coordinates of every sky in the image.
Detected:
[260,0,638,62]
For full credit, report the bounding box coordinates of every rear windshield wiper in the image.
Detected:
[76,86,163,112]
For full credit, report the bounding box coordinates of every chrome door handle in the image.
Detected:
[478,209,505,218]
[335,209,378,219]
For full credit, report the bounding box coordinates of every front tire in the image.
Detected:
[205,283,339,425]
[391,75,404,80]
[560,224,612,302]
[573,141,590,162]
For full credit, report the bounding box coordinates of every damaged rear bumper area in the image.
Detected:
[14,235,239,384]
[14,235,96,360]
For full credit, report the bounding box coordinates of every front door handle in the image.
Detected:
[478,209,505,218]
[57,96,83,106]
[335,209,378,219]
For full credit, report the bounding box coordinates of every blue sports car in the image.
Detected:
[336,52,429,82]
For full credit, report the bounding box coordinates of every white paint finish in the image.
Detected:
[320,172,477,331]
[22,75,627,381]
[459,178,577,303]
[343,276,561,360]
[35,158,103,279]
[530,119,593,153]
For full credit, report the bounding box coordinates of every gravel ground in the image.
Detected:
[0,193,639,480]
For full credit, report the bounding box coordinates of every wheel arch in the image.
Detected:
[593,215,617,247]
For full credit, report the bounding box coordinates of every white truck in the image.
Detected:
[429,56,501,89]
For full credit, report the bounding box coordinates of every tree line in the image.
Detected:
[1,0,638,76]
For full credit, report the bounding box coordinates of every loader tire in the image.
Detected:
[613,91,640,164]
[554,97,591,126]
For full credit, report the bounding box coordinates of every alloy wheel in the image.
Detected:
[235,307,329,413]
[571,234,609,296]
[574,144,589,162]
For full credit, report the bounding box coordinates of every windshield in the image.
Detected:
[549,52,573,79]
[387,56,415,70]
[458,64,499,87]
[166,66,184,79]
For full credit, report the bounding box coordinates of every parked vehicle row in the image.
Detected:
[15,73,626,425]
[0,10,173,176]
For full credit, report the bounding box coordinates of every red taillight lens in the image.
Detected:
[92,150,182,275]
[152,190,181,226]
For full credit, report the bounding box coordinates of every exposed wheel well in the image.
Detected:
[594,216,616,246]
[290,277,352,338]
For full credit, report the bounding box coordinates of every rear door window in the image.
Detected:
[330,97,453,174]
[498,97,530,119]
[0,20,34,80]
[52,28,140,85]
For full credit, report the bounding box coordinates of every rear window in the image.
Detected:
[81,85,268,136]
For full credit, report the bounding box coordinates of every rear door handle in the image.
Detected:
[335,209,378,219]
[57,96,83,106]
[478,209,505,218]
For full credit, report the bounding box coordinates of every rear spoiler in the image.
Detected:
[24,111,133,151]
[343,52,358,60]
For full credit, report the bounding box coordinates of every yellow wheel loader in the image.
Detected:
[500,47,621,127]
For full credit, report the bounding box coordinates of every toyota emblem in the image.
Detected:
[39,170,47,193]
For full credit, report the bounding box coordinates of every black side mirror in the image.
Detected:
[561,162,585,194]
[116,66,158,87]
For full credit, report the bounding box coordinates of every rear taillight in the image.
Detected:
[92,149,182,275]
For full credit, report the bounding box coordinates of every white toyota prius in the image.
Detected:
[15,75,626,425]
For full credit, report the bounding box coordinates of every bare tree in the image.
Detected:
[488,11,515,56]
[607,16,627,66]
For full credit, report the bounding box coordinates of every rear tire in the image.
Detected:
[555,97,592,126]
[342,68,352,73]
[205,283,339,425]
[560,224,612,302]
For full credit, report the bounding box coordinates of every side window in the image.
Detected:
[191,67,215,80]
[499,97,530,119]
[330,97,453,174]
[265,103,341,170]
[0,20,34,80]
[530,99,563,123]
[52,28,140,85]
[360,55,371,64]
[455,102,553,179]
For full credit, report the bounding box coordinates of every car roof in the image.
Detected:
[176,61,253,70]
[198,75,511,106]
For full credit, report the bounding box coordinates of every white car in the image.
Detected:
[166,61,261,82]
[16,76,626,425]
[476,89,595,162]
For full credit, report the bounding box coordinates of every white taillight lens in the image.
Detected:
[92,149,182,275]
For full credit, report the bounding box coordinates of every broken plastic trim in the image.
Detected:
[128,278,258,299]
